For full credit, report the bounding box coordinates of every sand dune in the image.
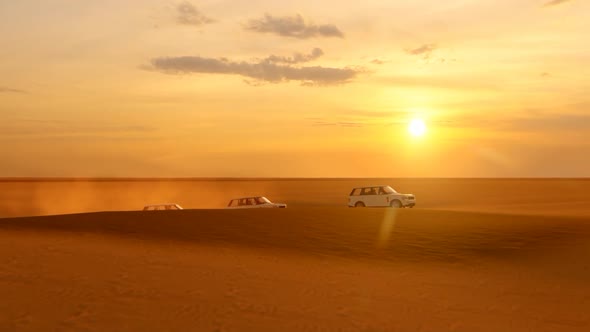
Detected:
[1,179,590,331]
[1,208,589,264]
[1,207,590,331]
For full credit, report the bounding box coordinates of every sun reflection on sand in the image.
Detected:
[377,208,398,248]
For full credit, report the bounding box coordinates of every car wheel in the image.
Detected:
[355,201,365,208]
[390,200,402,208]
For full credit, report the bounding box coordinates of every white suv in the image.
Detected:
[348,185,415,208]
[226,196,287,209]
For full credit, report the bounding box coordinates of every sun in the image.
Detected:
[408,118,427,137]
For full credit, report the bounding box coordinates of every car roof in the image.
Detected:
[352,185,389,189]
[230,196,265,200]
[144,203,181,207]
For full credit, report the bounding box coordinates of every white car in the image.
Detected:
[226,196,287,209]
[348,185,416,208]
[143,204,184,211]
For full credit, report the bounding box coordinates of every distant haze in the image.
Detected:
[0,0,589,177]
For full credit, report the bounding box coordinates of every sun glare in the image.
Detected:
[408,118,427,137]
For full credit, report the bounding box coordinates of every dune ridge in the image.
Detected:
[2,209,589,264]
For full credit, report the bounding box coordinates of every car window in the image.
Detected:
[350,188,360,196]
[384,186,396,194]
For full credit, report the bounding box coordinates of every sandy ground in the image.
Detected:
[1,179,590,331]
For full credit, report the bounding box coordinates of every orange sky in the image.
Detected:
[1,0,589,177]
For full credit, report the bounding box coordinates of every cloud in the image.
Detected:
[176,1,215,26]
[263,48,324,64]
[341,109,412,119]
[245,14,344,39]
[314,109,590,135]
[377,75,499,91]
[370,59,387,65]
[0,119,156,139]
[502,113,590,132]
[543,0,574,7]
[0,87,27,94]
[312,121,364,128]
[434,111,590,135]
[309,110,413,128]
[149,53,359,85]
[405,44,437,59]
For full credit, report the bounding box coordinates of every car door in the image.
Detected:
[369,187,384,206]
[361,187,377,206]
[375,187,389,207]
[359,188,370,206]
[246,198,258,209]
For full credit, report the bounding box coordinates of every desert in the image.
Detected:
[3,0,589,330]
[1,178,589,331]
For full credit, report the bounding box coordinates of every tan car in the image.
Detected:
[143,204,184,211]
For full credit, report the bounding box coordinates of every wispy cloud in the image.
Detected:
[309,109,413,128]
[377,75,499,91]
[432,111,590,134]
[370,59,388,65]
[149,53,359,85]
[543,0,574,7]
[0,119,157,139]
[501,113,590,132]
[263,48,324,64]
[245,14,344,39]
[310,111,590,134]
[0,87,27,94]
[405,44,437,59]
[176,1,215,26]
[312,121,364,127]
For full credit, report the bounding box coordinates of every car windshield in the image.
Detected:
[383,186,397,194]
[256,197,272,204]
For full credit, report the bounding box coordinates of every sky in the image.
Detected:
[0,0,589,177]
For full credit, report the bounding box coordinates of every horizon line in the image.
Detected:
[1,177,589,182]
